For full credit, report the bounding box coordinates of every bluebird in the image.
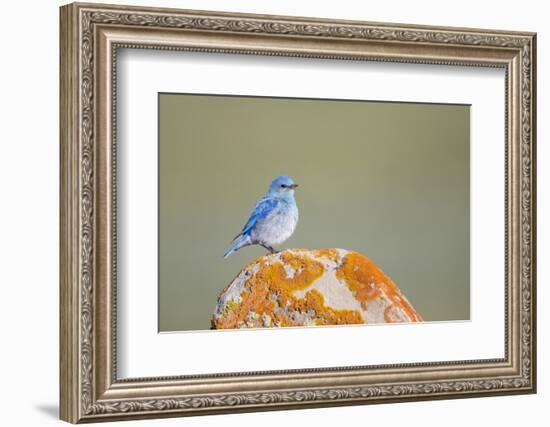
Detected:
[224,175,299,258]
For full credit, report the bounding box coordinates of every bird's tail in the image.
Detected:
[223,234,250,258]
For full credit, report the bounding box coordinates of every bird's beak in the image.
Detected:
[289,184,298,189]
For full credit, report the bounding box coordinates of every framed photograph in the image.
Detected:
[60,2,537,423]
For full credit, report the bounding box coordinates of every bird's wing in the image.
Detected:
[233,197,279,240]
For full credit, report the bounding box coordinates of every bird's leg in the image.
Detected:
[260,243,277,254]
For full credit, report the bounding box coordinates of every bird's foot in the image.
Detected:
[261,244,277,254]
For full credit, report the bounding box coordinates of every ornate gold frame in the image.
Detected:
[60,2,537,423]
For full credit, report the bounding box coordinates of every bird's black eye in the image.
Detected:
[280,184,286,188]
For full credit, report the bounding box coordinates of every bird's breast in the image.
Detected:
[251,203,298,246]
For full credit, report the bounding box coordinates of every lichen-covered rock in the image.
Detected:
[212,249,422,329]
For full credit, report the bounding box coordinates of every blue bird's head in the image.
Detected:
[267,175,298,198]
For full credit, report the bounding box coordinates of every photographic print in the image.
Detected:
[60,4,536,421]
[159,93,470,332]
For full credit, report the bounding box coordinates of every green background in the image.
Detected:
[159,93,470,332]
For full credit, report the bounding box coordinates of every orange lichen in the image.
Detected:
[212,252,327,329]
[311,248,341,262]
[276,251,325,291]
[212,249,422,329]
[336,251,422,322]
[296,289,363,326]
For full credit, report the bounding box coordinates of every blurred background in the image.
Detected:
[159,93,470,331]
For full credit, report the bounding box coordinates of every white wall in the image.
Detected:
[0,0,545,425]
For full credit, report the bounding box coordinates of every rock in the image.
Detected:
[212,249,422,329]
